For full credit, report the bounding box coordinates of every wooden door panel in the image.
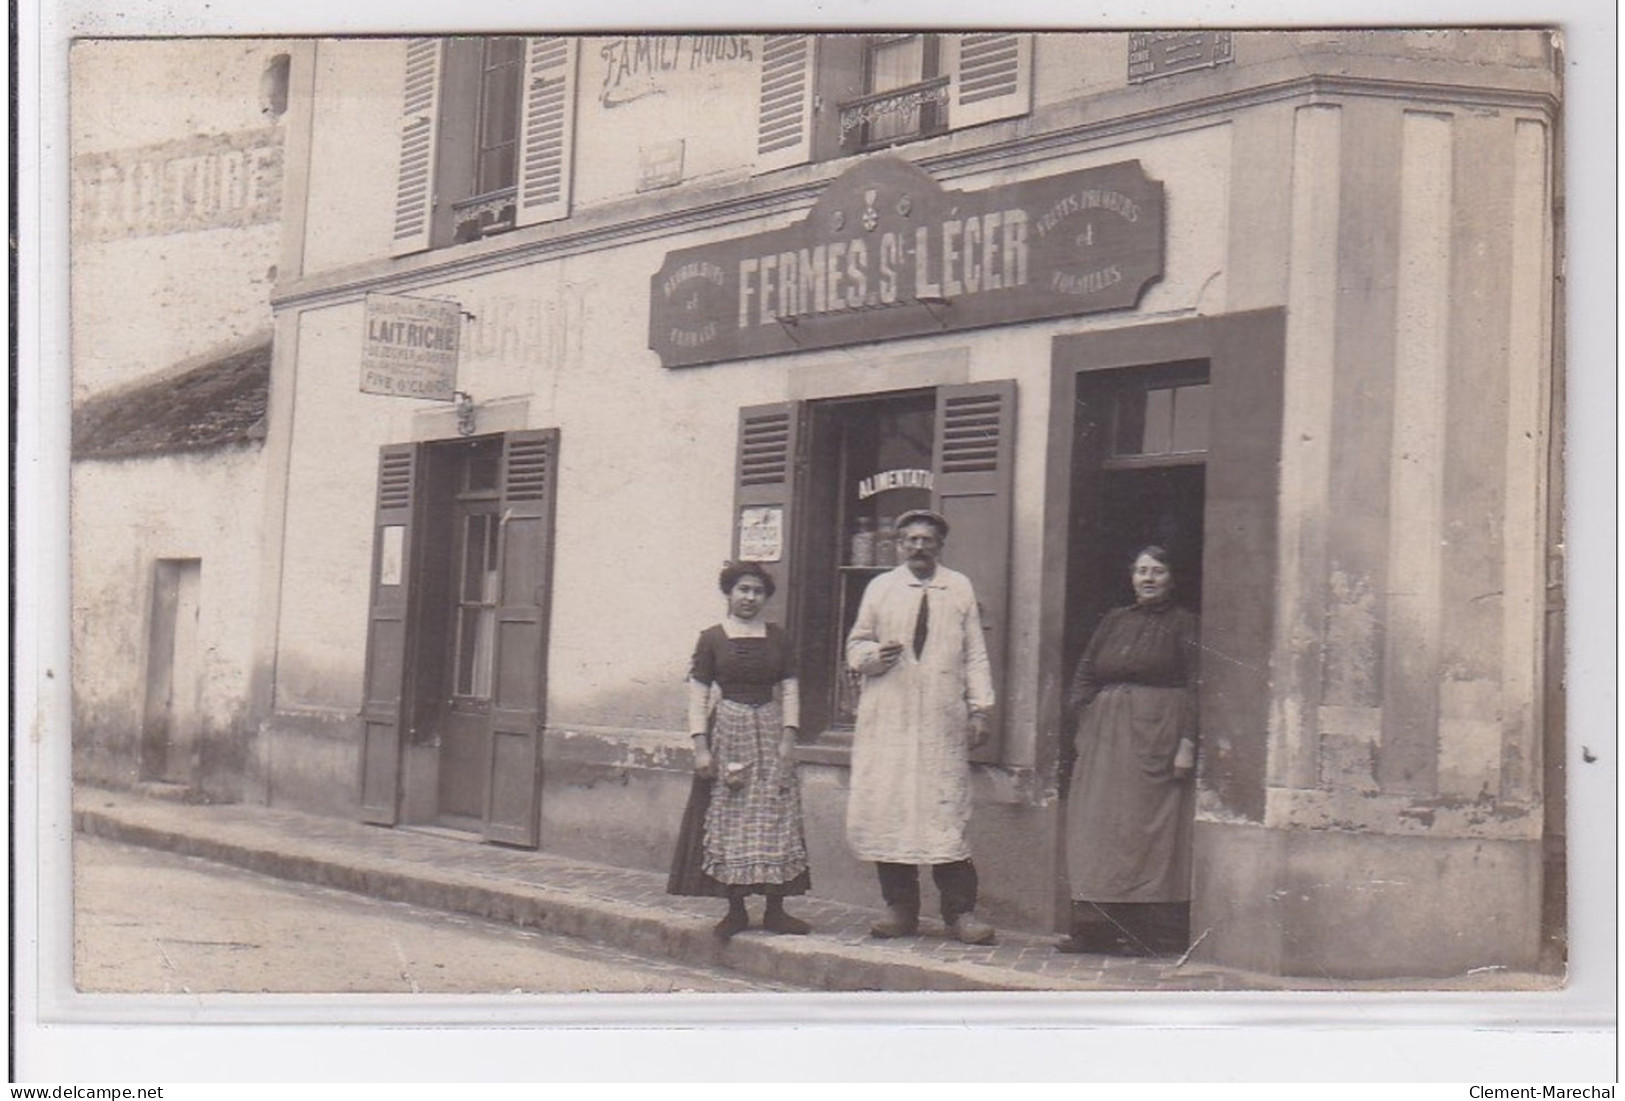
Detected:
[482,430,559,846]
[359,445,420,825]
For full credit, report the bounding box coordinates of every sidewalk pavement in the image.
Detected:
[73,786,1561,994]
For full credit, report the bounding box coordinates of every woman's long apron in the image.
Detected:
[1064,683,1194,902]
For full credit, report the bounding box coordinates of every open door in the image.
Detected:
[359,444,421,824]
[482,429,560,846]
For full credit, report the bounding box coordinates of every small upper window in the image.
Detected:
[1112,383,1210,459]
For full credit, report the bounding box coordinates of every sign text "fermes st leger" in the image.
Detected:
[649,157,1163,368]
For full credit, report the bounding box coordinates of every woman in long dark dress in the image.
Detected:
[667,562,811,940]
[1058,545,1199,956]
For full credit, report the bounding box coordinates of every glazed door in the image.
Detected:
[436,493,502,830]
[481,429,559,847]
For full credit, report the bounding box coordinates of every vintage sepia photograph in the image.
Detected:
[23,4,1615,1082]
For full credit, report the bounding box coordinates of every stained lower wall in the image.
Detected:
[1193,820,1542,978]
[255,713,1064,931]
[71,447,266,802]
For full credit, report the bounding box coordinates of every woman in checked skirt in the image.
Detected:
[666,561,812,940]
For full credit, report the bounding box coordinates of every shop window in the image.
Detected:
[731,381,1016,761]
[756,33,1034,174]
[391,36,579,257]
[824,392,938,724]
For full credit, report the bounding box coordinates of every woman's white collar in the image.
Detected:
[721,614,767,637]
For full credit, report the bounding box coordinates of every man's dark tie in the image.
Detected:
[912,591,930,658]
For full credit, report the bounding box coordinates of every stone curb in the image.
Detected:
[73,804,1094,993]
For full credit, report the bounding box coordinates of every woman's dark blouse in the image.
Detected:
[689,623,797,706]
[1067,600,1200,716]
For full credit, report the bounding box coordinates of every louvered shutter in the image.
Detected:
[359,444,421,823]
[733,403,802,624]
[390,38,443,257]
[946,33,1033,131]
[515,37,578,228]
[932,381,1017,762]
[755,34,817,174]
[483,429,560,847]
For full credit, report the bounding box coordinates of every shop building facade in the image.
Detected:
[249,31,1563,977]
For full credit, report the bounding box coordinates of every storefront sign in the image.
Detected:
[737,506,784,562]
[1127,32,1234,83]
[857,468,934,500]
[360,293,463,400]
[649,156,1163,368]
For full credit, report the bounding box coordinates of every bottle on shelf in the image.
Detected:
[874,515,897,567]
[849,516,875,567]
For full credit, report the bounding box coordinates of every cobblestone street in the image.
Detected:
[75,835,797,995]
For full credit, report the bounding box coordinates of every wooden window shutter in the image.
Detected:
[482,429,560,847]
[946,33,1033,131]
[359,443,421,823]
[755,34,817,174]
[515,37,578,228]
[733,403,802,624]
[390,38,444,257]
[932,380,1017,762]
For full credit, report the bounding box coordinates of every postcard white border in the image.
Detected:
[15,0,1618,1083]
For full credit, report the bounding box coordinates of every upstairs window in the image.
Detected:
[391,36,579,256]
[473,37,525,199]
[842,34,947,151]
[756,32,1033,174]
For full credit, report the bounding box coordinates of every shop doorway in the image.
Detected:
[1058,362,1209,943]
[1063,364,1209,676]
[359,429,559,846]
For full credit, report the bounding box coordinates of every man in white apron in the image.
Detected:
[844,509,996,945]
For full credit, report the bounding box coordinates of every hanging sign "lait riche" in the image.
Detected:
[649,156,1163,369]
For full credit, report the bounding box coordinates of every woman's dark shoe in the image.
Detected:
[713,906,750,941]
[762,896,811,935]
[763,910,811,935]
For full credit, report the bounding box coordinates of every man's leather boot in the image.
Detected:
[869,904,920,939]
[948,912,996,946]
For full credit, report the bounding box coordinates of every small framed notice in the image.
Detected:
[737,506,783,562]
[379,525,404,586]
